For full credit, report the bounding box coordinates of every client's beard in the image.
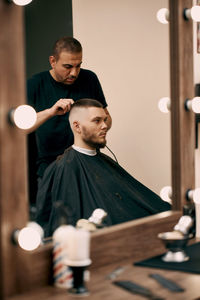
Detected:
[82,137,107,149]
[81,126,107,149]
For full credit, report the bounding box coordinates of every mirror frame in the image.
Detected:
[0,0,195,298]
[170,0,195,210]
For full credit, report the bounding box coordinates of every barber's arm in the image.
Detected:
[25,98,74,133]
[104,107,112,130]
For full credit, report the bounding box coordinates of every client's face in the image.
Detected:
[81,107,108,149]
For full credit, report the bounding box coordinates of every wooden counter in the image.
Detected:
[6,259,200,300]
[8,211,200,300]
[7,212,180,293]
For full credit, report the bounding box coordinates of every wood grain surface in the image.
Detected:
[6,259,200,300]
[7,211,180,296]
[170,0,195,210]
[0,2,29,298]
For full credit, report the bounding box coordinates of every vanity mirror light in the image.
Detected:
[0,0,196,298]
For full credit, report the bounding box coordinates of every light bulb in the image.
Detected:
[192,188,200,204]
[158,97,171,113]
[191,97,200,113]
[13,222,43,251]
[184,6,200,22]
[185,97,200,113]
[160,186,172,203]
[27,221,44,239]
[192,188,200,238]
[156,8,169,24]
[18,227,41,251]
[190,6,200,22]
[12,0,32,5]
[12,105,37,129]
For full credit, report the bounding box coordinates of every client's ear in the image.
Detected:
[73,121,81,133]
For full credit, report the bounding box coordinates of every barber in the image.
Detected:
[27,36,112,179]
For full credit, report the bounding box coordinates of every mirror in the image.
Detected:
[25,0,171,230]
[1,1,196,297]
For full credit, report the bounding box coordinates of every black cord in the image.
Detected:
[105,145,119,164]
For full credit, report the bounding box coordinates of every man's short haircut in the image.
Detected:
[69,99,103,123]
[52,36,82,60]
[71,98,103,111]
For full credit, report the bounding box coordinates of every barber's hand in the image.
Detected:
[49,99,74,116]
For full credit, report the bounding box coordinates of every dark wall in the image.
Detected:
[24,0,73,209]
[25,0,73,79]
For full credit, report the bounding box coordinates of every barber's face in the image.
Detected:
[80,107,108,149]
[49,51,82,85]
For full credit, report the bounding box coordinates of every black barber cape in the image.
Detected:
[36,147,170,237]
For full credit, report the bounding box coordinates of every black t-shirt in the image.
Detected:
[27,69,107,177]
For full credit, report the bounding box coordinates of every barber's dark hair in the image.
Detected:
[69,99,103,118]
[52,36,82,60]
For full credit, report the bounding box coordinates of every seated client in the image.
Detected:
[36,98,170,236]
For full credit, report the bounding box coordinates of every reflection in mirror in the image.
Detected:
[25,0,170,236]
[25,0,73,214]
[72,0,170,195]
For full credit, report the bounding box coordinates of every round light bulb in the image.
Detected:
[186,97,200,113]
[193,188,200,204]
[27,221,44,239]
[191,97,200,113]
[156,8,169,24]
[12,0,32,5]
[18,227,41,251]
[190,6,200,22]
[158,97,170,113]
[160,186,172,203]
[13,105,37,129]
